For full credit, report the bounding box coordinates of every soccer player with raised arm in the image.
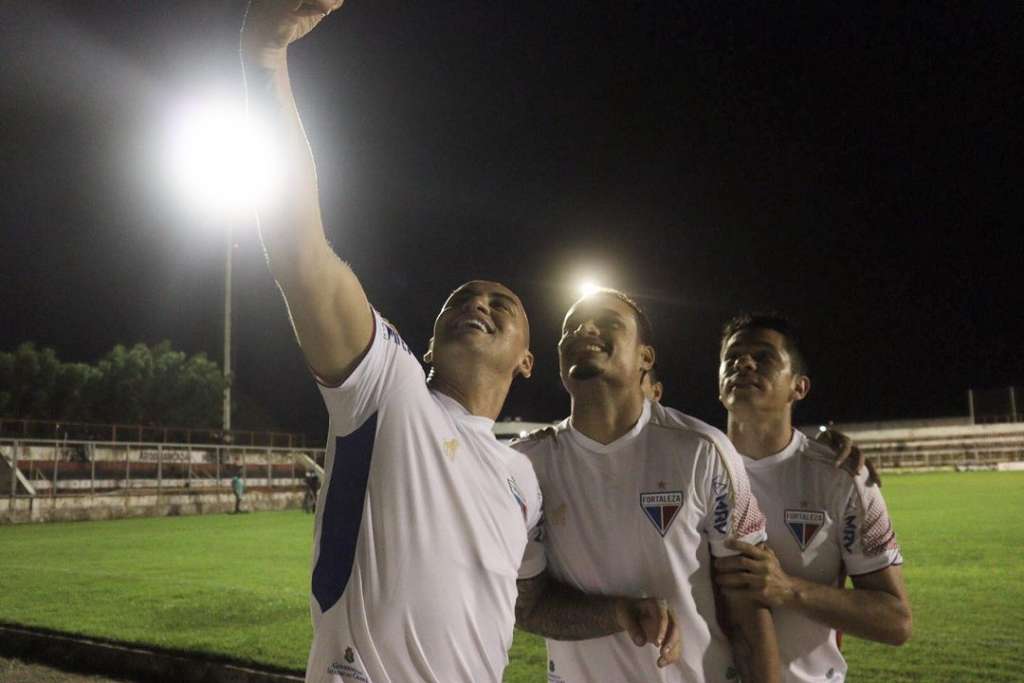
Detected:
[514,290,780,683]
[715,313,912,683]
[240,4,669,681]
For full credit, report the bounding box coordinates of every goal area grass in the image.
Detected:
[1,471,1022,682]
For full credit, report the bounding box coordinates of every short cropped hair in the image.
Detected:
[720,312,808,376]
[587,289,655,347]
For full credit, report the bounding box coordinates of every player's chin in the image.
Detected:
[568,361,603,381]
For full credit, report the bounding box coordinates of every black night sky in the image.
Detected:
[2,2,1022,441]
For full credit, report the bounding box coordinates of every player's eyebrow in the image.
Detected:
[490,291,521,312]
[447,287,521,313]
[563,305,626,332]
[723,340,780,357]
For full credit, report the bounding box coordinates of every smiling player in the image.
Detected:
[514,290,780,683]
[240,3,673,680]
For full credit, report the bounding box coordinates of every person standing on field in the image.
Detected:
[231,474,245,513]
[715,313,911,683]
[240,4,671,681]
[514,290,780,683]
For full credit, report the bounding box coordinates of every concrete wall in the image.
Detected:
[1,487,307,524]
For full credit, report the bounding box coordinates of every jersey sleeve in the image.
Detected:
[318,309,425,436]
[518,512,547,580]
[701,437,768,557]
[513,443,547,580]
[838,473,904,576]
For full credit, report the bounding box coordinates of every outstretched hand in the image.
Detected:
[714,539,795,609]
[615,597,681,668]
[242,0,345,62]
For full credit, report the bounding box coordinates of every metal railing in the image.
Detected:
[2,438,326,500]
[0,418,309,448]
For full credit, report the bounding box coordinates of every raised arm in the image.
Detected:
[241,0,373,385]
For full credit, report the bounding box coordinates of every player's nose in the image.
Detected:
[734,353,756,370]
[572,318,601,337]
[461,294,490,316]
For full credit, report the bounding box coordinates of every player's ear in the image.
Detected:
[791,374,810,402]
[516,349,534,379]
[423,338,434,364]
[640,344,655,372]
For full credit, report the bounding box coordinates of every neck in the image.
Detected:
[727,409,794,459]
[569,380,646,445]
[428,369,512,421]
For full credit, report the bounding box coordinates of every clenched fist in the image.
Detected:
[241,0,345,65]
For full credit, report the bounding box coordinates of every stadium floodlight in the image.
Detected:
[166,96,278,217]
[578,280,604,298]
[165,95,279,437]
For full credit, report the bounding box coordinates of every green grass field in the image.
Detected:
[1,471,1022,681]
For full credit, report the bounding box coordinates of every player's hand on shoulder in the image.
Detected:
[511,426,557,446]
[816,426,881,486]
[714,539,795,609]
[614,597,681,668]
[242,0,344,61]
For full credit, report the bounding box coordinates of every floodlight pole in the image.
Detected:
[223,225,233,436]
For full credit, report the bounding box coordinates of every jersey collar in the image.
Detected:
[741,429,805,470]
[567,399,652,454]
[432,389,497,433]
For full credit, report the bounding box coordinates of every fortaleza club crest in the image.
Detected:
[784,509,825,550]
[641,491,684,536]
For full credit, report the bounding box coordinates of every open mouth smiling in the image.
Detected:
[452,316,494,334]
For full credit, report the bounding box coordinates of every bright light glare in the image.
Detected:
[166,97,279,217]
[579,280,604,298]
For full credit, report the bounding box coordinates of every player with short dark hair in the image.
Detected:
[715,312,912,683]
[514,290,780,683]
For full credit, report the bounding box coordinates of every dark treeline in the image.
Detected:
[0,342,225,428]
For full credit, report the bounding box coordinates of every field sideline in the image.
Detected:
[1,471,1022,682]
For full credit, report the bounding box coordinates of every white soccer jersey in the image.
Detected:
[306,311,544,683]
[741,430,903,683]
[514,400,767,683]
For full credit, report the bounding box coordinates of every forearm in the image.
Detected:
[729,603,780,683]
[517,580,623,641]
[241,49,330,285]
[787,575,911,645]
[240,35,372,382]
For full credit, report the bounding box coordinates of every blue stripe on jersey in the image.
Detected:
[312,412,378,613]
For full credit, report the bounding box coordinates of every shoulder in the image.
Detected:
[797,432,861,481]
[500,440,540,484]
[648,402,736,458]
[509,420,568,456]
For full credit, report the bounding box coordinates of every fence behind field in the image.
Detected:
[0,417,310,448]
[1,438,326,523]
